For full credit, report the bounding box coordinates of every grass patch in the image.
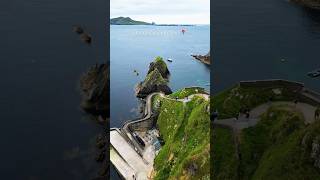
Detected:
[169,87,208,99]
[143,68,168,86]
[212,127,238,180]
[213,104,320,179]
[212,85,299,119]
[153,93,210,179]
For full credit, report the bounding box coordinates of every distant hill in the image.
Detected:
[110,17,152,25]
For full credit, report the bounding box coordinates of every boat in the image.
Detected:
[167,58,173,62]
[307,69,320,78]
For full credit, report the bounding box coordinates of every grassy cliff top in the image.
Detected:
[142,68,168,87]
[169,87,207,99]
[213,85,299,119]
[213,105,320,179]
[148,56,170,79]
[152,93,210,179]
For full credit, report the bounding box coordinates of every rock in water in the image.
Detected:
[80,64,109,118]
[72,25,84,34]
[135,57,172,98]
[80,33,92,44]
[147,56,170,79]
[191,51,211,65]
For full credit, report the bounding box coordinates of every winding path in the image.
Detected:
[214,101,317,131]
[112,90,210,180]
[122,92,210,155]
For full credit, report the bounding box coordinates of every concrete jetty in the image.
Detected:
[110,128,152,180]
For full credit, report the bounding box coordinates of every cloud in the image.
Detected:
[111,0,210,24]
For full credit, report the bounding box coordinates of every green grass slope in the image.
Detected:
[212,103,320,179]
[152,91,210,180]
[212,85,298,119]
[169,87,208,99]
[212,127,238,180]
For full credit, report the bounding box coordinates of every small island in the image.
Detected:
[135,57,172,98]
[110,16,195,26]
[110,17,152,25]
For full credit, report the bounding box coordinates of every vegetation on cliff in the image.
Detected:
[169,87,208,99]
[212,84,298,119]
[152,89,210,179]
[110,17,151,25]
[212,127,238,180]
[136,57,172,97]
[212,85,320,180]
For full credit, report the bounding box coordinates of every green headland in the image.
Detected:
[152,86,210,179]
[110,17,152,25]
[212,80,320,180]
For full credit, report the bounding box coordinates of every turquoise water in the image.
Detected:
[110,25,210,128]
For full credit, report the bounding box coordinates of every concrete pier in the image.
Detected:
[110,129,152,180]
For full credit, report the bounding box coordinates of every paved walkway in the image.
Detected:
[123,92,210,155]
[214,101,317,131]
[110,147,135,180]
[159,93,210,103]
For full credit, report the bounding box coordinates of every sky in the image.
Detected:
[110,0,210,24]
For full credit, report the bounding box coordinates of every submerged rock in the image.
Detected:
[80,63,109,118]
[135,57,172,98]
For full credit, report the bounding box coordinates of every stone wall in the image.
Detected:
[128,115,157,132]
[239,79,320,106]
[239,79,304,92]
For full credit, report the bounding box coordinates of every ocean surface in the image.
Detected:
[213,0,320,93]
[110,25,210,179]
[0,0,107,179]
[110,25,210,127]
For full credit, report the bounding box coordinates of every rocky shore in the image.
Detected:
[80,63,109,179]
[191,51,210,65]
[80,63,109,120]
[92,133,108,180]
[135,57,172,98]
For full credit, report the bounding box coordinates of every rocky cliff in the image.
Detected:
[135,57,172,98]
[192,51,211,65]
[80,63,109,118]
